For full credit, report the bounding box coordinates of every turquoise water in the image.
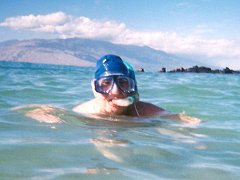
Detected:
[1,61,240,179]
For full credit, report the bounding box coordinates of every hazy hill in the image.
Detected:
[0,38,204,70]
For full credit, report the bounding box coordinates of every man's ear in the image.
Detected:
[91,80,105,99]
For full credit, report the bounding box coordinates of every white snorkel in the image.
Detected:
[112,96,135,107]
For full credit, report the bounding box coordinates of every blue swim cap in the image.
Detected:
[95,54,138,94]
[95,54,133,79]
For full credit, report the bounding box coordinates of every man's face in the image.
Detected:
[92,75,134,114]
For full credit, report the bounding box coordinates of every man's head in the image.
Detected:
[92,54,139,114]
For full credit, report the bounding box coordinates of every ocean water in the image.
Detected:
[0,61,240,179]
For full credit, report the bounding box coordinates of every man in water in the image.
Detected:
[73,54,201,124]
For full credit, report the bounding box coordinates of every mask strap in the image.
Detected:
[134,102,140,117]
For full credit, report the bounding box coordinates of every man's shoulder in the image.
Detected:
[72,99,96,114]
[134,101,165,116]
[137,101,164,109]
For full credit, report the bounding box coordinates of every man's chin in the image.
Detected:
[106,101,126,114]
[108,100,122,109]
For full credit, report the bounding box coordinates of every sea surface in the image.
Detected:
[0,61,240,179]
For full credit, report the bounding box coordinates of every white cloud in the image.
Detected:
[1,12,240,69]
[0,12,68,30]
[191,24,216,36]
[176,2,192,8]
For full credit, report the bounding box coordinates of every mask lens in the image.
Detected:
[117,76,135,93]
[95,76,113,93]
[95,75,136,94]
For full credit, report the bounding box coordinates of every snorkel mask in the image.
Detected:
[94,75,136,94]
[94,54,139,106]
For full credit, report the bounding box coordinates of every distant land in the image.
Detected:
[0,38,209,71]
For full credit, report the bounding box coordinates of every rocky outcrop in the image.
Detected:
[137,68,145,72]
[159,68,166,73]
[159,66,240,74]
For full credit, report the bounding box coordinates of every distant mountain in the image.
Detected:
[0,38,205,71]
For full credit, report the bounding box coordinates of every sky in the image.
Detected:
[0,0,240,69]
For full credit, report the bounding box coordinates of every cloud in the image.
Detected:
[176,2,192,8]
[1,12,240,68]
[0,12,68,30]
[192,24,216,36]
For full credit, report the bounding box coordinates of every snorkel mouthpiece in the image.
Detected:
[112,96,135,106]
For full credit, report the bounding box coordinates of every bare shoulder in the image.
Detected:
[130,101,165,116]
[131,101,201,124]
[72,99,96,114]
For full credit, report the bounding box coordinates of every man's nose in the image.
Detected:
[110,82,121,94]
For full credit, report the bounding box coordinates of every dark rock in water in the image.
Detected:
[159,68,166,73]
[223,67,233,74]
[212,69,221,73]
[164,65,240,74]
[137,68,145,72]
[187,66,212,73]
[169,67,185,73]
